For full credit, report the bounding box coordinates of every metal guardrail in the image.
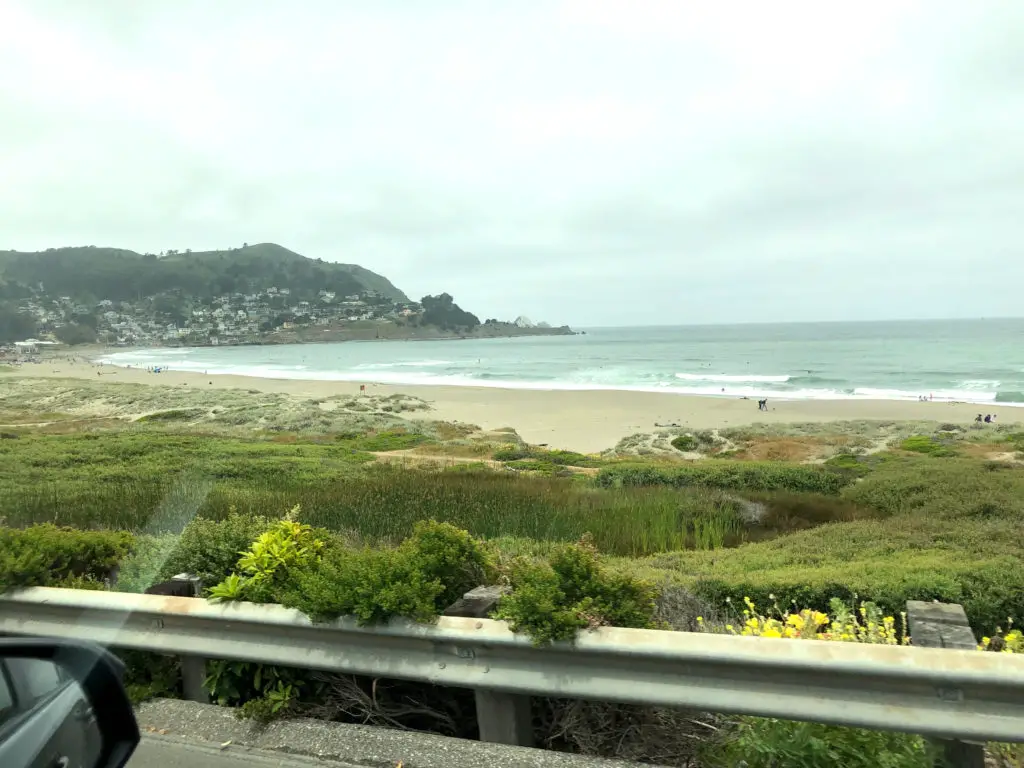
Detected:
[1,587,1023,748]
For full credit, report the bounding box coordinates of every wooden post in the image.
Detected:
[443,586,533,746]
[906,601,985,768]
[172,574,208,703]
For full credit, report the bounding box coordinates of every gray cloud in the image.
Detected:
[1,0,1022,326]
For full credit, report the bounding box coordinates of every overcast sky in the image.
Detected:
[2,1,1022,326]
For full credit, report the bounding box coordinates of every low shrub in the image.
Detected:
[506,458,572,476]
[670,434,699,452]
[824,452,873,475]
[703,717,938,768]
[117,650,182,704]
[495,536,658,644]
[136,408,205,423]
[0,524,133,591]
[981,625,1022,653]
[596,461,853,495]
[493,445,600,467]
[899,435,959,457]
[653,517,1024,636]
[492,445,533,462]
[208,507,326,604]
[158,510,272,589]
[335,429,430,452]
[199,518,500,719]
[841,458,1024,519]
[113,533,180,593]
[266,520,497,625]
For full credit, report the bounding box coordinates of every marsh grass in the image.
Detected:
[0,430,756,556]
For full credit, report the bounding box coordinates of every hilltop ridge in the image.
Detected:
[0,243,409,303]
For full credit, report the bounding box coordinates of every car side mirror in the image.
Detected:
[0,639,140,768]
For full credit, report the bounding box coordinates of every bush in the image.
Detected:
[898,435,958,457]
[117,650,182,704]
[670,434,699,452]
[596,461,853,495]
[158,510,271,589]
[505,459,572,476]
[279,520,498,625]
[703,717,938,768]
[495,536,658,644]
[136,408,205,423]
[823,452,872,476]
[492,445,532,462]
[0,524,133,591]
[208,508,326,604]
[113,534,179,593]
[493,445,600,467]
[335,429,430,452]
[842,458,1024,519]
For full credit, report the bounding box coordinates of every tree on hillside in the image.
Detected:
[54,323,97,346]
[0,305,37,343]
[420,293,480,331]
[76,313,99,330]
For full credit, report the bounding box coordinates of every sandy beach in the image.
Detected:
[6,356,1020,453]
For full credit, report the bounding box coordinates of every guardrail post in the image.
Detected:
[906,600,986,768]
[172,574,207,703]
[444,586,533,747]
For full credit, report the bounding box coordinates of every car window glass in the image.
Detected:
[5,658,63,703]
[0,666,14,724]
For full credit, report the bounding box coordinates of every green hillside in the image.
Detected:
[0,243,409,303]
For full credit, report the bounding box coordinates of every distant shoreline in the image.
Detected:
[85,324,578,350]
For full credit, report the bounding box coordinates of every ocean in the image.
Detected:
[97,318,1024,406]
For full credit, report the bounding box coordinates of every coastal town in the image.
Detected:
[3,288,566,350]
[16,288,421,346]
[0,244,572,351]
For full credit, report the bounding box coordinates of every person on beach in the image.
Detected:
[984,414,992,423]
[757,398,768,411]
[976,414,984,423]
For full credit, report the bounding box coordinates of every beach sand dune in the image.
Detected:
[7,359,1020,453]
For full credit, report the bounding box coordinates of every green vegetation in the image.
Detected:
[335,428,432,452]
[0,524,132,591]
[0,304,36,343]
[670,434,699,452]
[418,292,480,331]
[642,455,1024,632]
[596,461,853,495]
[705,712,939,768]
[0,243,408,304]
[898,434,959,457]
[0,430,753,556]
[492,445,601,467]
[495,535,658,644]
[3,412,1024,766]
[276,519,499,625]
[136,408,206,423]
